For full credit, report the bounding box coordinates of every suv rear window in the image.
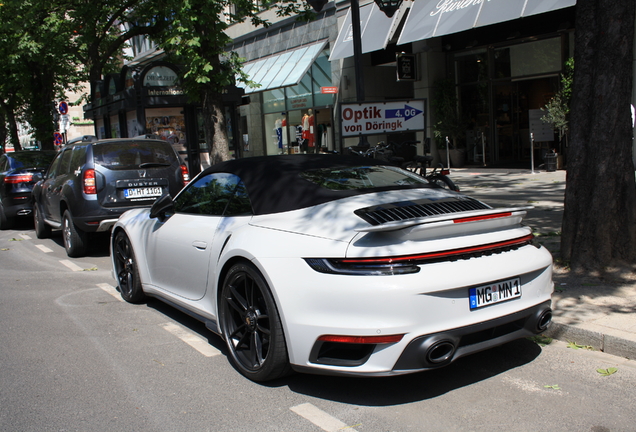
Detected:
[92,141,177,170]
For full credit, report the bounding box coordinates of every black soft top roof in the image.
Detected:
[200,154,390,215]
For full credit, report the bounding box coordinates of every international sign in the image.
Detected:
[340,100,426,137]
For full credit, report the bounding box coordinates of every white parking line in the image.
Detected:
[160,322,221,358]
[19,234,32,240]
[59,260,85,272]
[290,403,359,432]
[34,244,53,253]
[97,283,124,302]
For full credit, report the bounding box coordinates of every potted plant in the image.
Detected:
[432,78,468,167]
[541,58,574,165]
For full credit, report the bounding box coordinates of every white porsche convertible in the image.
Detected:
[111,154,553,382]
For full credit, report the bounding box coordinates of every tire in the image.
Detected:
[220,262,290,382]
[62,210,88,257]
[0,205,14,230]
[112,230,146,303]
[33,203,51,239]
[428,174,459,191]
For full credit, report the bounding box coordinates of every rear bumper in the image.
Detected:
[391,300,552,371]
[2,196,34,218]
[293,301,552,377]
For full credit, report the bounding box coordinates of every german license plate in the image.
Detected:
[469,278,521,310]
[124,187,162,199]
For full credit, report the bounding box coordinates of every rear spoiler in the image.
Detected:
[355,206,533,233]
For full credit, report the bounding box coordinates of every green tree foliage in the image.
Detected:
[153,0,314,164]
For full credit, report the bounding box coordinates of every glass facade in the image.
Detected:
[455,37,565,165]
[259,50,335,155]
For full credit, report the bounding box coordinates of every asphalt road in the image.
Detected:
[2,220,636,432]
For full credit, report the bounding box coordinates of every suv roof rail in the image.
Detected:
[66,135,98,145]
[133,134,163,140]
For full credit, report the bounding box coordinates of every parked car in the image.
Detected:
[110,154,554,382]
[33,138,189,257]
[0,150,56,230]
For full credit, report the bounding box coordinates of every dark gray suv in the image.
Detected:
[32,138,190,257]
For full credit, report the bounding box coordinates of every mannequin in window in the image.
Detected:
[302,109,315,153]
[275,118,283,150]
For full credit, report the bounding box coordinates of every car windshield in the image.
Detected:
[93,141,177,170]
[9,152,56,169]
[299,165,428,191]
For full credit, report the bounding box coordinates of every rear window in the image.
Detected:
[92,141,177,170]
[299,165,428,191]
[8,152,56,170]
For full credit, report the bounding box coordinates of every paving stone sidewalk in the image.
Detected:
[450,167,636,360]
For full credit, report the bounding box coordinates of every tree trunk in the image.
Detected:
[561,0,636,273]
[202,86,230,166]
[1,100,22,151]
[28,64,56,151]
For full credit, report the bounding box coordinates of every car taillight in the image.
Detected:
[180,164,190,184]
[317,334,404,344]
[83,169,96,194]
[4,174,33,184]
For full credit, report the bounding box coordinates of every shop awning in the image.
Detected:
[397,0,576,46]
[239,40,328,94]
[329,3,401,61]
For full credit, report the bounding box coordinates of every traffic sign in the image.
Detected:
[54,132,63,145]
[59,101,68,115]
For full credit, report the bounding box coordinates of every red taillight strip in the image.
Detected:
[453,212,513,223]
[318,334,404,344]
[5,174,33,183]
[340,234,534,264]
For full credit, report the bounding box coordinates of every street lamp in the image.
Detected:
[374,0,402,18]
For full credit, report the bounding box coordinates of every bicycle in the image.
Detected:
[347,141,460,192]
[385,140,460,192]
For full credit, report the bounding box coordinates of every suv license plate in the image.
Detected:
[124,187,162,199]
[469,277,521,310]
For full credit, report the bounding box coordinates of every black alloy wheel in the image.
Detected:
[62,210,88,257]
[33,203,51,238]
[220,262,290,382]
[112,230,146,303]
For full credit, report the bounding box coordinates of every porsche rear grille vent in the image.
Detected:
[355,197,491,226]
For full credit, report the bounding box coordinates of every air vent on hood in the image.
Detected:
[355,197,491,226]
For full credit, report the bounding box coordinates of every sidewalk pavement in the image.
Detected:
[450,166,636,360]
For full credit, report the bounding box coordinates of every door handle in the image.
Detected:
[192,241,208,250]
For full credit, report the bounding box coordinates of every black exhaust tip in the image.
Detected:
[426,340,456,364]
[537,308,552,332]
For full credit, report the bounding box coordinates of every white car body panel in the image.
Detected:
[111,156,554,378]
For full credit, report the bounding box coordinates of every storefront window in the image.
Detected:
[509,38,561,78]
[96,118,106,139]
[126,111,141,137]
[263,89,285,114]
[145,107,187,165]
[110,115,121,138]
[455,49,488,84]
[256,49,334,156]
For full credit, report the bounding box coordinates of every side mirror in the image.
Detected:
[150,193,174,222]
